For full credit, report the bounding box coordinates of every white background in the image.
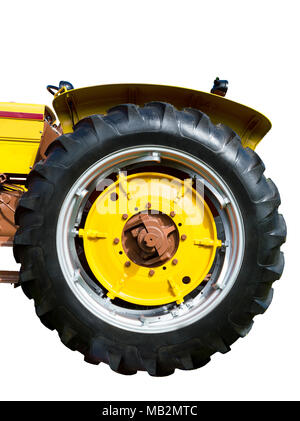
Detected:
[0,0,297,401]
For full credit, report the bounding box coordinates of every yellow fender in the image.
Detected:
[53,83,271,150]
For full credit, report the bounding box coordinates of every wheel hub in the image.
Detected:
[122,212,179,267]
[79,172,221,306]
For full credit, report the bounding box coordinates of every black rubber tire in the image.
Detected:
[13,102,286,376]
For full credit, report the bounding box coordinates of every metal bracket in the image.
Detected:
[211,77,228,97]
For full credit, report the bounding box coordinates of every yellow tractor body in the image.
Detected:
[0,103,55,174]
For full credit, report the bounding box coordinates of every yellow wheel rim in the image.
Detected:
[79,172,221,306]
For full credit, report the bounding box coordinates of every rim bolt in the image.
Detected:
[170,211,176,217]
[149,269,155,276]
[113,238,120,245]
[172,259,178,265]
[122,213,128,220]
[125,261,131,267]
[146,202,151,209]
[181,234,187,241]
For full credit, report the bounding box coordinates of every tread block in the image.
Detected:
[230,320,254,338]
[255,179,281,219]
[19,267,36,284]
[32,162,66,184]
[267,214,287,245]
[107,350,122,372]
[35,294,55,318]
[146,102,179,134]
[106,104,146,133]
[190,355,210,370]
[59,326,78,349]
[14,227,41,246]
[209,336,231,354]
[84,355,101,365]
[183,108,207,129]
[141,357,157,376]
[17,194,40,212]
[260,252,285,283]
[251,289,274,314]
[179,353,194,370]
[88,114,120,139]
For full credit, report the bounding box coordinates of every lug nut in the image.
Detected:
[122,213,128,220]
[172,259,178,265]
[125,261,131,267]
[181,234,187,241]
[146,202,151,209]
[170,211,176,217]
[149,269,155,276]
[113,238,120,245]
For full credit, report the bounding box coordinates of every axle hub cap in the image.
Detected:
[122,212,179,267]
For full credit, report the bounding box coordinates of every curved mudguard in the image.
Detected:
[53,83,271,150]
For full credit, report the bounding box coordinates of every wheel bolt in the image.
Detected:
[172,259,178,265]
[113,238,120,244]
[122,213,128,220]
[149,269,155,276]
[170,211,176,217]
[181,234,187,241]
[125,261,131,267]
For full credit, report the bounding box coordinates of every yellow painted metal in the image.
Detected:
[80,172,221,306]
[54,86,68,99]
[0,102,46,174]
[53,83,271,149]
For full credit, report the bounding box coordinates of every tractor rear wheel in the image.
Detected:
[14,102,286,376]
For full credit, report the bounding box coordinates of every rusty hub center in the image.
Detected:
[121,212,179,267]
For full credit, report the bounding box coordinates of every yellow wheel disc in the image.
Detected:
[79,172,221,306]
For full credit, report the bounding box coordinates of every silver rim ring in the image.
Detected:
[56,146,245,333]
